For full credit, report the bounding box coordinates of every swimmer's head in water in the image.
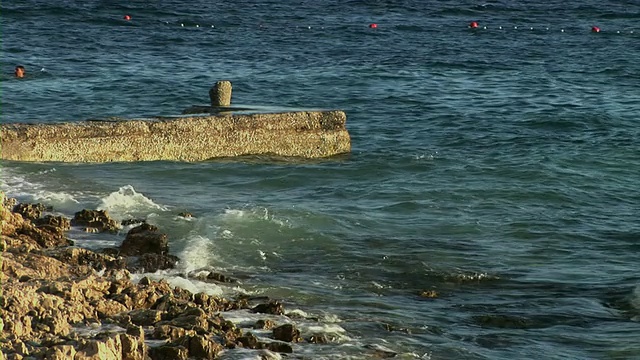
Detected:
[15,65,25,78]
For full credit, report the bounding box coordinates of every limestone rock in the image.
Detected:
[13,203,47,221]
[121,326,147,360]
[149,345,189,360]
[129,309,164,326]
[129,253,179,273]
[151,325,195,341]
[45,345,77,360]
[119,223,168,256]
[272,324,302,343]
[235,332,260,349]
[254,319,276,330]
[252,301,285,315]
[71,209,119,233]
[176,334,224,359]
[264,342,293,353]
[34,215,70,230]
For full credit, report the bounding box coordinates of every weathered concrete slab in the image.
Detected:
[0,110,350,162]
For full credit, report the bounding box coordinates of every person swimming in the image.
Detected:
[14,65,25,78]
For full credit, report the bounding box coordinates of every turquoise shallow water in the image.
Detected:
[2,0,640,358]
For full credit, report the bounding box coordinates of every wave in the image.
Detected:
[97,185,168,220]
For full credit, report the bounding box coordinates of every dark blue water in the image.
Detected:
[3,1,640,359]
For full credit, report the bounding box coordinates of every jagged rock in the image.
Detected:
[157,307,208,330]
[129,309,164,326]
[419,290,438,298]
[235,332,260,349]
[94,299,129,319]
[75,334,122,360]
[2,193,17,210]
[272,324,301,343]
[206,271,236,283]
[121,218,146,226]
[129,253,179,273]
[149,345,188,360]
[307,334,330,344]
[34,215,70,230]
[119,224,168,256]
[252,301,285,315]
[151,325,195,341]
[48,247,126,272]
[175,334,224,359]
[16,222,72,248]
[121,326,147,360]
[45,344,77,360]
[264,342,293,353]
[254,319,276,330]
[13,203,48,221]
[71,209,119,233]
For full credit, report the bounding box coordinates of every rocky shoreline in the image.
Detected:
[0,192,329,359]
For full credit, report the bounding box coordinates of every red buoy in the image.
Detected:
[469,21,479,29]
[591,26,600,33]
[369,23,378,29]
[123,15,132,21]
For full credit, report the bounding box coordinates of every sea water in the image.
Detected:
[2,0,640,358]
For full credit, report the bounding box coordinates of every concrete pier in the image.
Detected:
[0,110,350,162]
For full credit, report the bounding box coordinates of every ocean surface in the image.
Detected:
[2,0,640,358]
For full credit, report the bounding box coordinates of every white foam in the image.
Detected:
[33,190,80,212]
[97,185,167,219]
[134,273,224,296]
[176,235,218,274]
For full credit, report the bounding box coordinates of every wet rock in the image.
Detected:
[149,345,188,360]
[71,209,119,233]
[206,271,236,283]
[272,324,301,343]
[254,319,276,330]
[129,253,179,273]
[419,290,439,298]
[264,341,293,353]
[307,334,330,344]
[119,223,168,256]
[252,301,285,315]
[121,218,146,226]
[13,203,48,221]
[473,314,531,329]
[235,332,260,349]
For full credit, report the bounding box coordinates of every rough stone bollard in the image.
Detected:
[209,81,232,107]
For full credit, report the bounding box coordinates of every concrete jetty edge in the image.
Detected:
[0,110,351,162]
